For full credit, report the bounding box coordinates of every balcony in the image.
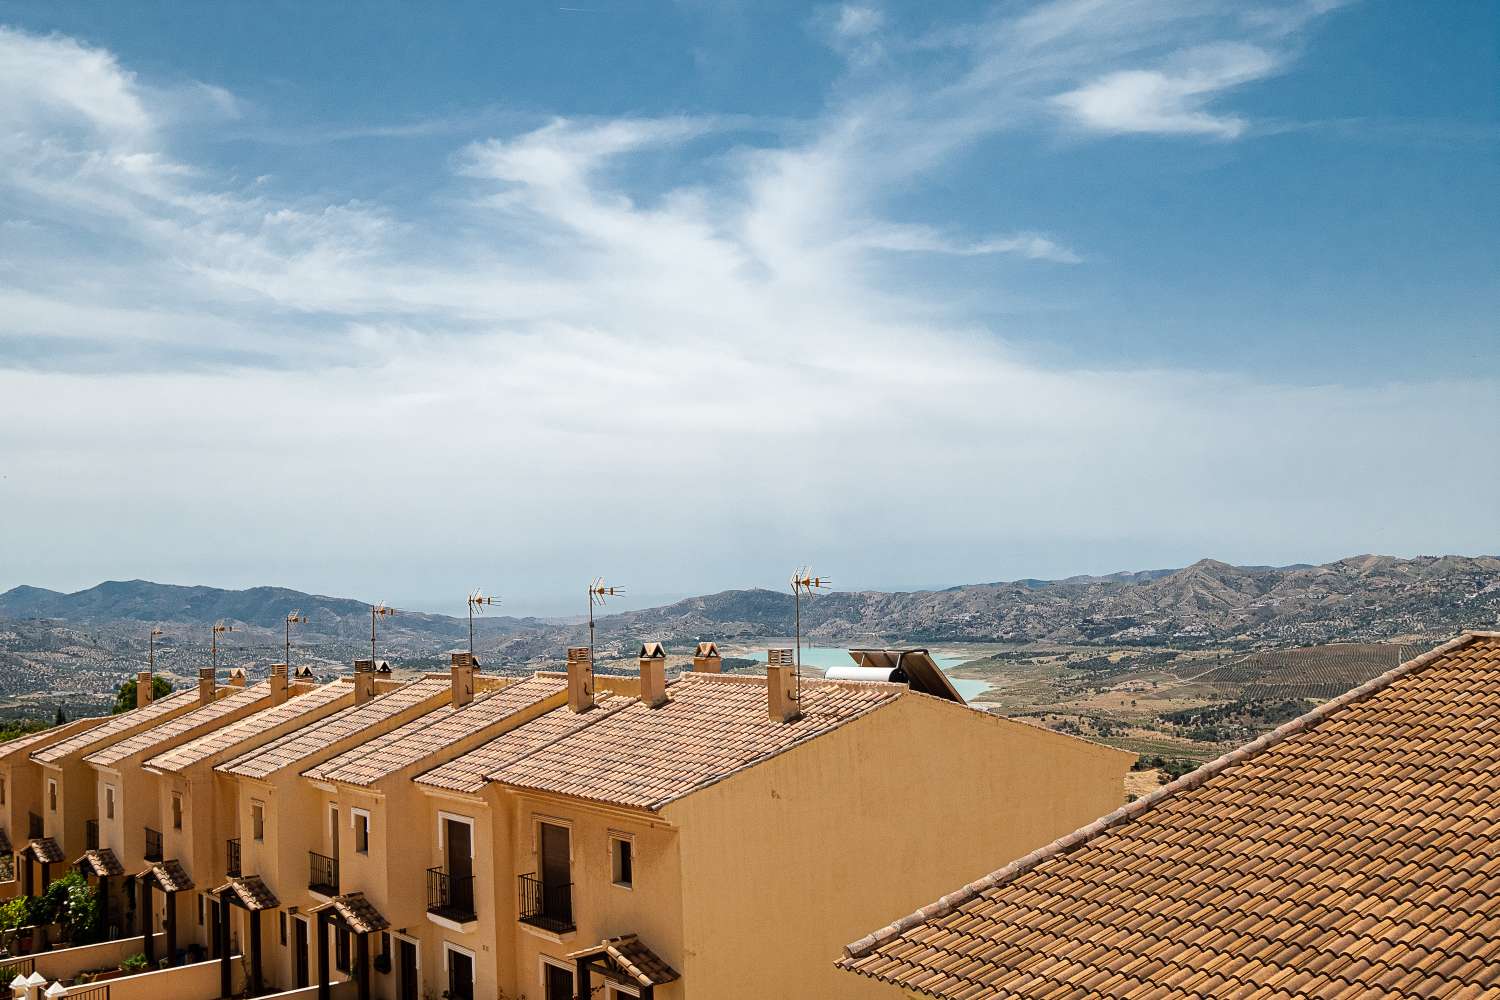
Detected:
[226,837,241,878]
[308,850,339,896]
[144,827,163,862]
[85,820,99,851]
[427,866,476,924]
[518,873,574,934]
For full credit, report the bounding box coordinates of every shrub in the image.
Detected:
[120,953,149,974]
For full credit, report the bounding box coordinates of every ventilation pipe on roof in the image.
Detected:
[566,647,594,713]
[638,643,668,708]
[767,649,801,723]
[352,660,377,705]
[197,667,217,706]
[136,671,154,708]
[691,642,722,673]
[450,652,477,709]
[269,663,290,705]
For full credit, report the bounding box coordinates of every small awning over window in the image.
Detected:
[75,848,125,877]
[20,837,64,864]
[568,934,681,989]
[140,858,195,893]
[309,892,389,934]
[213,875,280,911]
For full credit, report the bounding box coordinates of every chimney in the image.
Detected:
[767,649,800,723]
[136,671,154,708]
[197,667,217,706]
[450,652,477,709]
[566,647,594,713]
[353,659,377,705]
[269,663,290,705]
[692,641,722,673]
[638,642,667,708]
[227,667,247,688]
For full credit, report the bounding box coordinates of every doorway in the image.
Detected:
[293,916,309,988]
[544,962,574,1000]
[446,945,475,1000]
[539,822,571,924]
[398,937,418,1000]
[444,817,473,914]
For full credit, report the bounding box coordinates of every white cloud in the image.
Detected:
[1053,42,1280,138]
[0,8,1489,606]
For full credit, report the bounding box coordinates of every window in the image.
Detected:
[172,793,183,830]
[352,809,370,855]
[197,894,205,926]
[610,835,634,888]
[251,802,265,841]
[48,780,57,812]
[280,911,288,946]
[106,785,115,820]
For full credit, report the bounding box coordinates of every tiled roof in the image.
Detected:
[569,935,681,988]
[488,672,903,811]
[32,689,201,764]
[303,675,564,787]
[217,677,450,780]
[840,632,1500,1000]
[76,848,125,877]
[145,682,351,773]
[214,875,279,911]
[0,720,104,761]
[84,684,271,767]
[311,892,389,934]
[21,837,64,864]
[415,692,632,793]
[143,858,195,893]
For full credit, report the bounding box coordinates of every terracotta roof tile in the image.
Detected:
[217,677,449,779]
[568,935,681,987]
[839,632,1500,999]
[84,684,272,767]
[75,848,126,877]
[415,690,631,794]
[32,689,201,764]
[144,858,195,893]
[311,892,389,934]
[303,675,565,787]
[488,672,903,810]
[145,682,351,773]
[214,875,279,911]
[0,721,103,761]
[21,837,64,864]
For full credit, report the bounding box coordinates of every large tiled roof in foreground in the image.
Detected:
[85,683,271,766]
[303,675,566,787]
[146,682,351,773]
[416,691,632,794]
[32,689,201,764]
[218,677,449,779]
[840,632,1500,1000]
[488,672,904,811]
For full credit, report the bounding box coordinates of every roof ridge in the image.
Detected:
[840,630,1489,962]
[475,694,635,785]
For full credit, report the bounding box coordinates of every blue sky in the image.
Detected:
[0,1,1495,615]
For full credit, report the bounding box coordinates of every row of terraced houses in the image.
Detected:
[0,643,1132,1000]
[8,632,1497,999]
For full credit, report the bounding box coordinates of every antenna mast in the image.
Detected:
[370,604,396,662]
[147,627,165,694]
[285,611,308,669]
[587,578,624,686]
[790,567,829,704]
[467,590,500,657]
[211,622,236,671]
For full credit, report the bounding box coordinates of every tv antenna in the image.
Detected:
[586,578,624,682]
[370,604,397,662]
[790,567,829,703]
[211,622,236,671]
[466,590,500,657]
[285,611,308,670]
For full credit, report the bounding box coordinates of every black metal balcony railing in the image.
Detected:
[517,873,574,934]
[144,827,163,863]
[226,838,241,878]
[308,850,339,896]
[85,820,99,851]
[427,866,476,922]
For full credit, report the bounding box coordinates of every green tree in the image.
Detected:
[111,676,174,714]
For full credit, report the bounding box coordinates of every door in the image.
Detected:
[207,899,220,959]
[445,818,473,911]
[544,964,574,1000]
[447,948,474,1000]
[293,917,309,988]
[539,822,571,922]
[398,938,418,1000]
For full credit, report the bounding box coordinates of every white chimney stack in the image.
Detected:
[136,671,154,708]
[269,663,290,705]
[197,667,217,706]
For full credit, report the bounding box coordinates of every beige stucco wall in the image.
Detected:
[668,693,1133,1000]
